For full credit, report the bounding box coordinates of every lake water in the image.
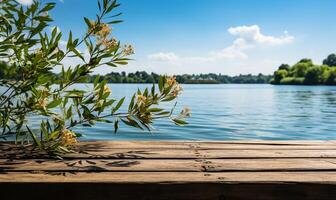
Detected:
[64,84,336,141]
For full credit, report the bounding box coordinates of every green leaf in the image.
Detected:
[66,106,73,119]
[47,98,62,109]
[94,75,100,87]
[172,119,188,126]
[128,94,135,111]
[72,48,85,61]
[98,1,101,11]
[67,31,73,49]
[26,126,42,148]
[158,76,164,92]
[121,118,143,130]
[107,20,123,24]
[162,95,176,102]
[112,97,125,113]
[114,119,119,134]
[106,62,117,67]
[39,3,56,13]
[84,17,91,28]
[147,108,163,113]
[49,131,60,140]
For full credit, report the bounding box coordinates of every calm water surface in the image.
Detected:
[62,84,336,141]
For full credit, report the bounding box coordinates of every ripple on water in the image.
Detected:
[18,84,336,140]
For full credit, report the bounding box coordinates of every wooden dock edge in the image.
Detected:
[1,140,336,200]
[1,182,336,200]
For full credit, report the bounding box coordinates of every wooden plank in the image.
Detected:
[68,149,336,159]
[206,158,336,171]
[0,159,202,172]
[77,141,336,150]
[198,149,336,159]
[2,148,336,159]
[1,158,336,172]
[1,171,336,183]
[1,140,336,200]
[2,141,336,160]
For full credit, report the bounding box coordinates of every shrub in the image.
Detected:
[280,77,305,85]
[0,0,189,154]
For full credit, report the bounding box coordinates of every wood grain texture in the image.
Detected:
[1,141,336,200]
[1,158,336,172]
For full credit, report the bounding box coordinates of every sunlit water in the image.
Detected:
[19,84,336,140]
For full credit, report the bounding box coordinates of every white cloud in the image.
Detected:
[147,25,294,65]
[228,25,294,46]
[17,0,33,5]
[17,0,64,5]
[148,52,179,62]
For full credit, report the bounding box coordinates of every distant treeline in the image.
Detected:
[271,54,336,85]
[86,72,272,84]
[0,61,270,84]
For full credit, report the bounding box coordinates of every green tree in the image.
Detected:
[273,69,288,84]
[323,54,336,67]
[0,0,189,154]
[290,61,313,77]
[304,66,324,84]
[326,67,336,85]
[278,64,290,71]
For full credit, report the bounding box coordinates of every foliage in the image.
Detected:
[0,0,189,154]
[272,69,288,84]
[0,66,272,84]
[323,54,336,67]
[271,55,336,85]
[88,72,272,84]
[279,77,304,85]
[277,64,290,71]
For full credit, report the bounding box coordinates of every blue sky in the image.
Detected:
[19,0,336,75]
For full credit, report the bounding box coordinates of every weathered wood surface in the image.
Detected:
[1,140,336,200]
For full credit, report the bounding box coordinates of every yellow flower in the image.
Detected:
[172,84,183,97]
[182,106,191,117]
[97,23,111,38]
[37,98,47,109]
[102,37,118,49]
[41,89,49,98]
[103,85,111,94]
[60,129,77,146]
[91,23,111,38]
[122,44,135,56]
[166,76,177,86]
[137,95,147,104]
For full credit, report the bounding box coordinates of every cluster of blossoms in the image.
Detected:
[103,85,111,94]
[167,76,177,86]
[121,44,135,56]
[137,95,147,105]
[181,107,191,118]
[166,76,183,97]
[59,129,77,147]
[88,21,118,50]
[88,21,134,55]
[103,37,118,49]
[135,94,152,123]
[36,88,50,110]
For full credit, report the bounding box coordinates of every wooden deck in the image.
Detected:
[1,140,336,200]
